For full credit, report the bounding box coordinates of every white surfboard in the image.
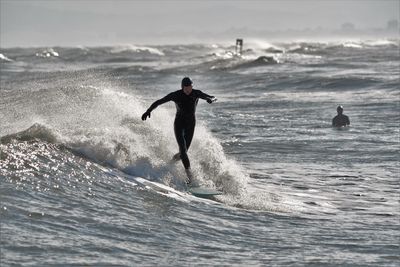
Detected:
[189,186,222,198]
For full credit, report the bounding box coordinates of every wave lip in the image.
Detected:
[110,45,164,56]
[1,123,59,144]
[35,48,59,58]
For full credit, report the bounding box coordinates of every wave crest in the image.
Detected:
[1,123,59,144]
[0,53,13,62]
[110,45,164,56]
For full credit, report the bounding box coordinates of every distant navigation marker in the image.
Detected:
[235,39,243,55]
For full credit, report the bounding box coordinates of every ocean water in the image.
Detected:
[0,39,399,266]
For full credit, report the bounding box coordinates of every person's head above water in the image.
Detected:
[337,105,344,114]
[181,77,193,95]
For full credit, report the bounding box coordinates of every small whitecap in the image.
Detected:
[0,53,13,62]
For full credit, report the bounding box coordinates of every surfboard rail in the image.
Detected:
[189,186,222,198]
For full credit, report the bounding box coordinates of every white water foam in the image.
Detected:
[0,53,13,62]
[110,45,165,56]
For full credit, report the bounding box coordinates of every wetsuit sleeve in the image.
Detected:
[146,92,174,113]
[196,90,214,101]
[346,116,350,125]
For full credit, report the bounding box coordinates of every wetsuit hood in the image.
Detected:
[181,77,193,88]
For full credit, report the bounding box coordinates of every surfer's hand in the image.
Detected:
[141,111,151,121]
[207,97,217,104]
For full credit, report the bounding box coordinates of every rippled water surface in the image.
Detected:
[1,40,399,266]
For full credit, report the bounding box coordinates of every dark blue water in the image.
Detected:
[1,39,399,266]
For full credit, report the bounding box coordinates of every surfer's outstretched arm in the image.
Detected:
[197,90,217,103]
[141,93,173,121]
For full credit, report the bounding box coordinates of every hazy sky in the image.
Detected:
[1,0,399,47]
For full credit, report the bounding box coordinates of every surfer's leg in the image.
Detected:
[183,122,196,185]
[174,121,190,169]
[184,120,196,151]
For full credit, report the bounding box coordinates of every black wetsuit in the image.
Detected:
[332,114,350,127]
[145,89,213,169]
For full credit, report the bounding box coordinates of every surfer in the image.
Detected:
[332,105,350,127]
[141,77,216,184]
